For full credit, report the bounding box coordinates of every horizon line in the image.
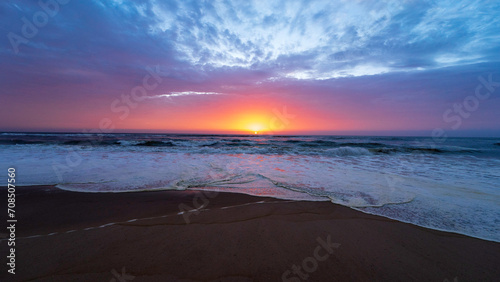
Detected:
[1,129,500,138]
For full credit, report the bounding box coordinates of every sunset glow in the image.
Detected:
[1,1,499,136]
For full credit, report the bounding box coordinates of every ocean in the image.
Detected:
[1,132,499,242]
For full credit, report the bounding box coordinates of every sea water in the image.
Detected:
[1,133,499,242]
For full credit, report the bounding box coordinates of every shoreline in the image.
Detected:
[19,184,500,243]
[1,185,499,281]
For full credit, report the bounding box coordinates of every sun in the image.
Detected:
[234,112,270,135]
[248,123,264,135]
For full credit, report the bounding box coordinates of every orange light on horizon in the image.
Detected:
[106,95,352,134]
[225,109,272,134]
[248,122,264,133]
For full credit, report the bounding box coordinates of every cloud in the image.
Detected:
[149,91,223,99]
[135,0,500,79]
[2,0,499,83]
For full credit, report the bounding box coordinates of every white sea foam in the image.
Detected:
[325,146,371,156]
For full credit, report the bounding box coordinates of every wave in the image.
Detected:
[134,141,175,147]
[63,140,121,146]
[325,147,371,156]
[370,147,443,154]
[0,134,496,158]
[298,140,345,147]
[0,139,484,155]
[0,139,45,145]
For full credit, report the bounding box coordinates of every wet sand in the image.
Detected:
[1,185,499,281]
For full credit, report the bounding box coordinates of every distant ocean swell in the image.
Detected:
[0,136,492,156]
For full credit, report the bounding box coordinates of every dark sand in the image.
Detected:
[1,186,499,281]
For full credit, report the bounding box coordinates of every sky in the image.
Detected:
[1,0,500,136]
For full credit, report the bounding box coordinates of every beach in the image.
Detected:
[1,186,499,281]
[3,0,500,281]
